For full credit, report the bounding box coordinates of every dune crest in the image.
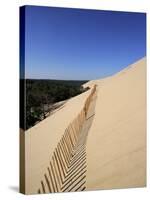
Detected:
[86,57,146,190]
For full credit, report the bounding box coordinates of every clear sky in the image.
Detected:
[23,6,146,80]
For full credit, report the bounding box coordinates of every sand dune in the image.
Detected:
[86,57,146,190]
[23,88,92,194]
[20,57,146,194]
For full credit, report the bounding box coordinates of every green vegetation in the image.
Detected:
[20,79,89,130]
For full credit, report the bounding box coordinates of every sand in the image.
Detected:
[86,57,146,190]
[21,57,146,194]
[24,87,92,194]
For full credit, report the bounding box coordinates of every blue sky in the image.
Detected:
[23,6,146,80]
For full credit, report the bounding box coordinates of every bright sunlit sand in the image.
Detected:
[23,57,146,194]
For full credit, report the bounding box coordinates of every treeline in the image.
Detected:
[20,79,89,130]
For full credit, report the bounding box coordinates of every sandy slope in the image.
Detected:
[24,87,92,194]
[22,57,146,194]
[86,57,146,190]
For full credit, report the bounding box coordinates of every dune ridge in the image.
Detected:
[86,57,146,190]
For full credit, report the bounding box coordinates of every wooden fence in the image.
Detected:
[37,85,97,193]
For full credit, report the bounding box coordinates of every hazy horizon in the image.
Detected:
[21,56,145,81]
[20,6,146,80]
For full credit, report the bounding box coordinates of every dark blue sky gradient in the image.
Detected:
[24,6,146,80]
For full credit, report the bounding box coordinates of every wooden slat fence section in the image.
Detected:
[37,85,97,193]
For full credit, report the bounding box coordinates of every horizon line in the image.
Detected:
[22,56,146,81]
